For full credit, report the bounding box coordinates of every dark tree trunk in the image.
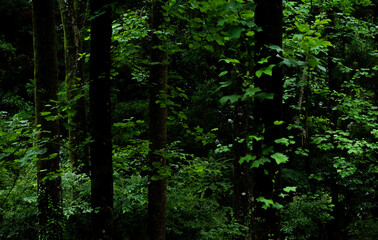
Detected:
[253,1,283,240]
[58,0,89,173]
[325,11,345,240]
[148,0,168,239]
[88,0,114,239]
[32,0,63,239]
[233,80,250,239]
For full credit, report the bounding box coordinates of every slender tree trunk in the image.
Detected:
[325,11,346,240]
[32,0,63,239]
[58,0,89,173]
[88,0,114,239]
[148,0,168,239]
[253,1,283,240]
[233,80,250,239]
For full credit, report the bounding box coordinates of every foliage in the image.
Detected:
[281,193,334,240]
[166,155,243,240]
[0,0,377,239]
[347,217,378,240]
[0,112,38,239]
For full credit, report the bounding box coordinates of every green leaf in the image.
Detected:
[307,57,320,68]
[219,94,241,106]
[40,112,51,116]
[243,87,261,99]
[283,186,297,193]
[256,64,275,78]
[250,157,270,168]
[255,92,274,101]
[204,45,214,52]
[239,154,254,164]
[274,138,290,146]
[256,196,274,210]
[262,146,274,155]
[218,71,229,77]
[45,115,58,121]
[227,27,245,39]
[258,56,270,64]
[317,65,326,72]
[269,45,283,52]
[271,152,288,165]
[194,126,203,133]
[274,120,285,125]
[272,202,283,210]
[220,58,240,64]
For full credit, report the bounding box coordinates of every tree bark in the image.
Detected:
[58,0,89,173]
[148,0,168,239]
[32,0,63,239]
[233,81,250,239]
[253,1,283,240]
[325,11,345,240]
[88,0,114,239]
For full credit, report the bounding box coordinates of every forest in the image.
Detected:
[0,0,377,239]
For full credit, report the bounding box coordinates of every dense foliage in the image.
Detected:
[0,0,377,239]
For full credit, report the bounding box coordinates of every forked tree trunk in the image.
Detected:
[32,0,63,239]
[253,0,283,239]
[148,0,168,239]
[88,0,114,239]
[58,0,89,173]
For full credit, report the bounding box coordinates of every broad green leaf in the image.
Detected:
[283,186,297,193]
[307,57,320,67]
[216,80,231,91]
[217,19,227,26]
[220,58,240,64]
[227,27,244,39]
[271,152,288,165]
[275,137,290,146]
[297,23,310,32]
[273,202,283,210]
[194,126,203,133]
[274,120,285,125]
[256,196,274,210]
[262,146,274,155]
[317,65,326,72]
[219,94,241,106]
[269,45,283,52]
[45,115,58,121]
[218,71,229,77]
[243,87,261,99]
[204,45,214,52]
[314,19,331,26]
[255,92,274,101]
[40,112,51,116]
[239,154,253,164]
[250,157,270,168]
[256,64,275,78]
[258,56,270,64]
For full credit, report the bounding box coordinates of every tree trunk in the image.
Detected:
[32,0,63,239]
[253,1,283,240]
[88,0,114,239]
[233,81,250,239]
[325,11,345,240]
[58,0,89,173]
[148,0,168,239]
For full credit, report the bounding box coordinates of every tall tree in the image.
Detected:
[32,0,63,239]
[58,0,89,172]
[252,0,283,239]
[148,0,168,239]
[233,92,250,239]
[88,0,114,239]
